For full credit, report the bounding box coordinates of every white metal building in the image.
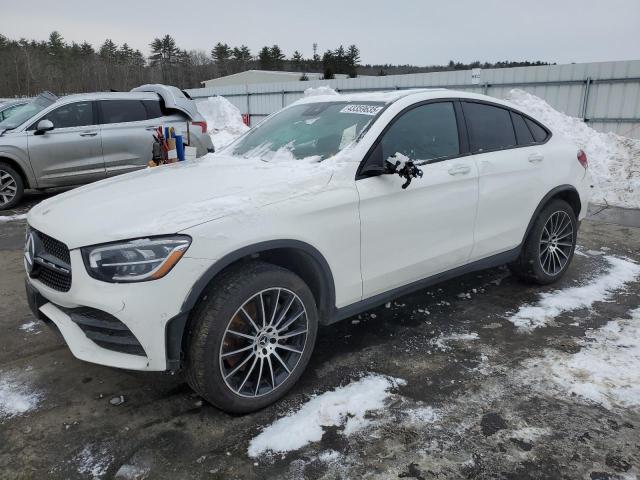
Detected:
[201,70,351,88]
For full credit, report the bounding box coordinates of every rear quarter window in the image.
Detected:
[142,100,163,119]
[511,112,535,145]
[525,117,549,142]
[463,102,516,153]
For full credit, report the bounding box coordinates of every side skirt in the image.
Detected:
[329,246,521,325]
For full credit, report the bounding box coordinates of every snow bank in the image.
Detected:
[508,256,640,331]
[525,307,640,410]
[0,370,42,419]
[506,89,640,208]
[197,96,249,150]
[303,86,339,97]
[0,213,27,223]
[247,374,405,457]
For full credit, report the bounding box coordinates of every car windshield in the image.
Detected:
[228,101,385,161]
[0,92,57,131]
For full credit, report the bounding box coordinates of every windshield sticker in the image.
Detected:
[339,124,357,149]
[339,104,383,116]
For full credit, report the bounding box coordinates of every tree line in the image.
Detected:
[0,31,550,98]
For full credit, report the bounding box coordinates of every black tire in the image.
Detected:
[185,261,318,413]
[0,162,24,211]
[510,199,577,285]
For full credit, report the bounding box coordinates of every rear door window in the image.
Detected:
[33,101,94,129]
[380,102,460,162]
[463,102,516,153]
[100,100,148,124]
[511,112,535,145]
[525,117,549,142]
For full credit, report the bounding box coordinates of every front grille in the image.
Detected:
[62,306,146,356]
[29,229,72,292]
[38,266,72,292]
[39,231,71,265]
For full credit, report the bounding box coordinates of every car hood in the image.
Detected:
[27,154,334,249]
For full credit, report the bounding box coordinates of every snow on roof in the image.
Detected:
[293,88,449,105]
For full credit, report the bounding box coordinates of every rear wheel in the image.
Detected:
[185,261,318,413]
[0,163,24,210]
[510,199,577,285]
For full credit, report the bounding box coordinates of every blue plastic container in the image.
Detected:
[175,135,185,161]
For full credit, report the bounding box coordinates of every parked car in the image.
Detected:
[0,99,29,122]
[0,85,213,209]
[25,89,591,413]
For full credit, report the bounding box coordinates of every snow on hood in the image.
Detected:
[506,89,640,208]
[197,96,249,150]
[27,153,334,249]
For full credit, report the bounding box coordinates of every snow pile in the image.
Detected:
[0,213,27,223]
[508,255,640,331]
[303,86,339,97]
[0,370,42,419]
[506,89,640,208]
[197,96,249,150]
[247,374,405,457]
[525,307,640,410]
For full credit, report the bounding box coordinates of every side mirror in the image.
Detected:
[360,143,390,177]
[34,119,54,135]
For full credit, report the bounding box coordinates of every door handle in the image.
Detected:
[528,152,544,163]
[79,131,98,137]
[448,164,471,176]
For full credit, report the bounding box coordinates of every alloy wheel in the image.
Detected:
[219,287,309,398]
[539,210,573,276]
[0,169,17,207]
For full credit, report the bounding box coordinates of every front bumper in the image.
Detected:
[25,248,211,371]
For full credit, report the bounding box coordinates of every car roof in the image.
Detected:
[294,88,523,111]
[57,91,159,103]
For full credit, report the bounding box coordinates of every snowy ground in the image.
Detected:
[1,207,639,479]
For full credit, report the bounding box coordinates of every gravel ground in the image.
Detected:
[0,201,639,480]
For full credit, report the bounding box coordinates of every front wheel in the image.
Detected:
[0,163,24,210]
[510,199,577,285]
[185,261,318,413]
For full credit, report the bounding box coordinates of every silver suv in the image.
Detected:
[0,85,214,209]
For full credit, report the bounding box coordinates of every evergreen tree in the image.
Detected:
[269,45,285,70]
[258,46,272,70]
[100,39,118,61]
[346,44,360,77]
[291,50,303,71]
[211,42,231,75]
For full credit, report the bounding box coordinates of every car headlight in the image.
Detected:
[81,236,191,283]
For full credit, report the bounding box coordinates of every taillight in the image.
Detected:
[191,121,207,134]
[577,149,588,169]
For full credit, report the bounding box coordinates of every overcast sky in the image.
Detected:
[1,0,638,66]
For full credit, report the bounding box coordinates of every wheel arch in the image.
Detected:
[165,240,337,371]
[523,185,581,242]
[0,155,32,189]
